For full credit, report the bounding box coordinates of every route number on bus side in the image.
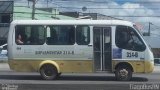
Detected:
[127,52,138,58]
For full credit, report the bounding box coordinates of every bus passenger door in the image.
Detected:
[93,27,112,71]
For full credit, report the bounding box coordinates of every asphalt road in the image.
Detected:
[0,63,160,90]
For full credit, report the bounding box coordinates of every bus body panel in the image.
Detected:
[8,20,154,74]
[8,60,93,73]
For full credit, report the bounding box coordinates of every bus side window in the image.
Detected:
[46,26,58,45]
[25,26,45,45]
[46,25,75,45]
[76,25,90,45]
[115,26,129,49]
[15,25,26,45]
[15,25,45,45]
[115,25,146,51]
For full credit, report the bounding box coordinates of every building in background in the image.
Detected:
[14,6,75,20]
[59,12,120,20]
[81,13,121,20]
[0,1,13,45]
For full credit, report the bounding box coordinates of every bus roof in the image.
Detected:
[11,20,134,27]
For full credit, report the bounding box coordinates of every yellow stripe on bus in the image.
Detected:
[8,60,93,73]
[112,60,154,73]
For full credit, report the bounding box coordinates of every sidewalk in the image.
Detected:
[0,63,160,73]
[0,63,10,71]
[154,64,160,73]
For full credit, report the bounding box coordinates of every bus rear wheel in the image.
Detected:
[40,64,58,80]
[115,66,132,81]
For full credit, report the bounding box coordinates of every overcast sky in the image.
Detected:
[14,0,160,36]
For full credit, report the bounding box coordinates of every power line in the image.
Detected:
[152,24,160,29]
[51,2,80,12]
[54,0,160,4]
[13,1,160,18]
[13,12,160,18]
[105,15,160,17]
[15,1,160,11]
[14,0,160,10]
[152,26,160,31]
[15,2,160,9]
[150,33,160,37]
[12,12,158,16]
[15,1,160,6]
[51,6,160,10]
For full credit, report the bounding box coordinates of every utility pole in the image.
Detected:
[28,1,29,7]
[28,0,36,20]
[47,0,52,7]
[148,22,152,36]
[47,0,48,7]
[32,0,36,20]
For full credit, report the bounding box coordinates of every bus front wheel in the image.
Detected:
[115,66,132,81]
[40,64,58,80]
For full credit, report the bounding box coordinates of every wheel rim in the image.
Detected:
[43,65,55,77]
[44,68,54,76]
[119,68,128,79]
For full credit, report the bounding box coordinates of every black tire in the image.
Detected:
[115,66,132,81]
[40,64,58,80]
[57,73,61,77]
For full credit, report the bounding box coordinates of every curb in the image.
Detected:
[153,65,160,73]
[0,63,10,71]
